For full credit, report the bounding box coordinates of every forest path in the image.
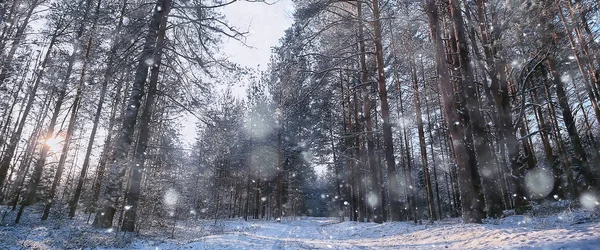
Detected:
[263,217,334,249]
[3,212,600,249]
[175,214,600,249]
[171,217,346,249]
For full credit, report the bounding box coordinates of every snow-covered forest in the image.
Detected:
[1,0,600,249]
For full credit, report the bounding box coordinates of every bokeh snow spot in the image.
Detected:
[164,188,179,207]
[481,166,494,178]
[579,192,599,210]
[245,113,271,139]
[524,168,554,199]
[367,192,379,207]
[302,150,314,163]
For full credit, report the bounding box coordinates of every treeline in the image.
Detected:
[263,0,600,224]
[190,85,323,222]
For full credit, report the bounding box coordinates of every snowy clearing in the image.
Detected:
[1,205,600,249]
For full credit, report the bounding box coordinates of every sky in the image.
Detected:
[221,0,295,71]
[180,0,294,145]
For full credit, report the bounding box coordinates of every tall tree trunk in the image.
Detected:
[95,0,167,228]
[473,0,527,214]
[341,74,352,221]
[400,96,418,223]
[425,0,481,223]
[543,74,576,197]
[245,129,253,221]
[254,179,260,219]
[393,48,414,222]
[547,55,597,189]
[121,0,170,231]
[449,0,503,218]
[356,1,382,223]
[88,72,125,215]
[445,8,486,217]
[370,0,396,222]
[244,170,251,221]
[40,93,81,220]
[538,1,597,189]
[423,62,443,219]
[330,112,344,220]
[69,0,128,219]
[567,0,600,108]
[15,71,68,223]
[531,88,562,197]
[352,80,363,222]
[0,54,35,198]
[411,58,435,222]
[347,75,357,222]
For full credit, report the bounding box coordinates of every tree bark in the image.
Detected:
[423,62,443,219]
[95,0,166,228]
[370,0,396,222]
[121,0,170,231]
[473,0,527,214]
[426,0,481,223]
[356,1,383,223]
[352,79,363,222]
[411,58,435,222]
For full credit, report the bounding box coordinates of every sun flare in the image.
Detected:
[44,136,63,150]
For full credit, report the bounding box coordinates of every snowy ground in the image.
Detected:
[1,204,600,249]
